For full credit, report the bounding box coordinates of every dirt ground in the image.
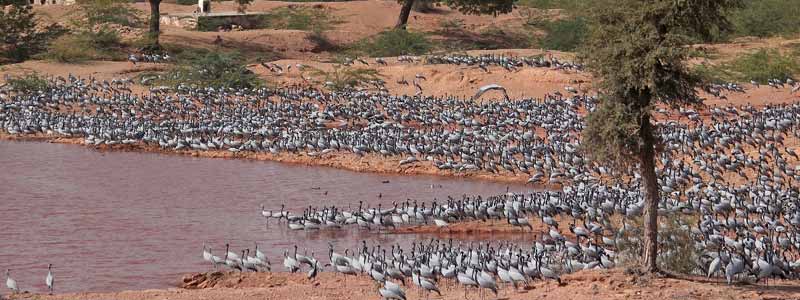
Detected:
[5,269,799,300]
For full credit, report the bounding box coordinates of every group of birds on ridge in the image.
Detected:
[256,54,583,94]
[127,53,171,65]
[4,265,53,295]
[332,53,585,73]
[705,78,800,100]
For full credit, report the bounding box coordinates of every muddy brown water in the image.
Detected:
[0,140,534,293]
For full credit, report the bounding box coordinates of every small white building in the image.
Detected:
[198,0,211,13]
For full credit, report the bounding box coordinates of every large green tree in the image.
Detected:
[580,0,742,273]
[395,0,514,29]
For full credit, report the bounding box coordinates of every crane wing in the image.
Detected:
[474,84,507,100]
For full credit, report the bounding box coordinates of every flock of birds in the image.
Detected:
[127,53,172,65]
[705,78,800,100]
[424,54,584,72]
[214,177,800,297]
[2,54,800,297]
[255,54,583,93]
[206,237,592,300]
[0,74,598,184]
[2,73,799,188]
[329,54,584,73]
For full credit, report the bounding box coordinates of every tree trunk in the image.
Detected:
[639,112,660,273]
[148,0,161,44]
[395,0,416,30]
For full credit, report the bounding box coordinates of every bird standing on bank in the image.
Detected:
[6,269,18,294]
[46,264,54,294]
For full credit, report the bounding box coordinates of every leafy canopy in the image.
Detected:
[580,0,742,165]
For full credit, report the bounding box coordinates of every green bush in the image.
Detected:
[161,43,211,62]
[615,214,701,275]
[306,65,382,92]
[176,0,195,5]
[352,29,434,57]
[40,27,125,63]
[41,35,97,63]
[197,16,234,32]
[147,51,264,89]
[692,49,799,84]
[197,6,338,32]
[538,16,587,51]
[6,73,49,93]
[263,6,338,31]
[76,0,142,28]
[0,5,67,64]
[88,26,123,49]
[729,0,800,38]
[274,7,317,30]
[692,63,730,84]
[727,49,799,83]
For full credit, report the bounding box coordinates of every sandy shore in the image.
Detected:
[5,269,799,300]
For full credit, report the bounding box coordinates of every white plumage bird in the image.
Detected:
[225,243,240,262]
[473,84,509,101]
[46,264,54,294]
[565,85,578,94]
[202,243,214,267]
[283,249,301,273]
[380,287,406,300]
[6,269,18,294]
